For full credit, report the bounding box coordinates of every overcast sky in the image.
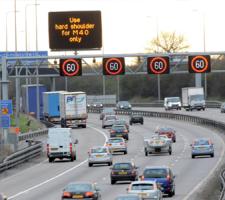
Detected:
[1,0,225,55]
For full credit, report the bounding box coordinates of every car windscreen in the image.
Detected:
[144,168,167,178]
[194,139,209,145]
[65,183,92,192]
[167,97,180,102]
[91,147,107,153]
[113,163,131,170]
[131,183,154,190]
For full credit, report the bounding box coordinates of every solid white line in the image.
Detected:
[182,133,225,200]
[8,125,107,200]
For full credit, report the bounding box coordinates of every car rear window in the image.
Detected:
[144,168,167,178]
[108,138,123,143]
[65,183,92,192]
[106,116,116,120]
[91,147,107,153]
[131,183,154,190]
[194,140,209,145]
[113,163,131,170]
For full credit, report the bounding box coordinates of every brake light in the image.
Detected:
[131,170,136,175]
[167,175,171,182]
[85,191,94,197]
[111,130,116,134]
[70,143,73,154]
[124,130,128,133]
[47,144,49,155]
[120,142,125,145]
[63,191,72,198]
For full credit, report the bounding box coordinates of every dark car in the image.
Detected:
[141,166,175,197]
[100,107,115,120]
[155,127,176,143]
[129,114,143,125]
[110,124,129,140]
[61,182,101,200]
[114,119,129,131]
[115,194,141,200]
[92,102,103,109]
[221,103,225,113]
[116,101,132,110]
[110,162,138,184]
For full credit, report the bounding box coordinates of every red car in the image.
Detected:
[155,127,176,143]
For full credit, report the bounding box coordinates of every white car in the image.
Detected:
[127,180,163,200]
[105,137,127,154]
[88,146,113,167]
[102,115,117,128]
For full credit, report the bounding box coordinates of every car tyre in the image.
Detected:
[88,163,93,167]
[130,122,132,126]
[111,180,116,185]
[71,155,75,162]
[192,155,195,159]
[145,150,148,157]
[124,150,127,155]
[49,157,54,163]
[169,150,172,155]
[211,153,214,157]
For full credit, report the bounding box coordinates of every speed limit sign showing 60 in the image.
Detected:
[147,56,170,74]
[103,57,125,75]
[60,59,82,76]
[188,55,211,73]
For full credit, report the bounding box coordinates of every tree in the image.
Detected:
[146,31,190,53]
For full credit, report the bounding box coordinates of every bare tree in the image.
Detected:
[146,31,190,53]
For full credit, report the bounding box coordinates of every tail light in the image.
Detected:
[167,175,171,182]
[85,191,94,197]
[139,175,144,180]
[111,130,116,134]
[111,171,115,175]
[70,143,73,154]
[131,170,136,175]
[47,144,49,155]
[124,130,128,133]
[63,191,72,198]
[120,142,125,145]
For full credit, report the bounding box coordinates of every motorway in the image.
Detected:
[0,111,224,200]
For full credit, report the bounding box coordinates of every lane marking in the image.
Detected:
[8,125,107,200]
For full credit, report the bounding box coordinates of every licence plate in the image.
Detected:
[96,155,103,157]
[51,148,58,150]
[140,193,147,197]
[119,171,127,175]
[117,134,122,137]
[72,194,83,199]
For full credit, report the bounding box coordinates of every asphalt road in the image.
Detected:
[0,113,224,200]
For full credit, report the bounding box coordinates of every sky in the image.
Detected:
[1,0,225,55]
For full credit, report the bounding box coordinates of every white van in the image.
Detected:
[47,128,78,163]
[164,97,181,110]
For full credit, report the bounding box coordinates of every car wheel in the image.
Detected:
[48,158,53,163]
[71,155,75,162]
[192,155,195,159]
[124,150,127,155]
[82,125,86,128]
[74,154,77,160]
[102,126,105,129]
[211,153,214,157]
[145,150,148,157]
[88,163,93,167]
[168,190,175,197]
[111,180,116,185]
[130,122,132,125]
[141,121,143,125]
[169,150,172,155]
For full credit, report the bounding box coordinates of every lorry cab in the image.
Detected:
[164,97,181,111]
[47,128,78,163]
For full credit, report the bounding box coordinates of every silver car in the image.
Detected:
[88,146,113,167]
[102,114,117,128]
[105,137,127,154]
[144,135,172,156]
[127,180,163,200]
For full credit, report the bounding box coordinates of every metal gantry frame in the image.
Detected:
[1,51,225,143]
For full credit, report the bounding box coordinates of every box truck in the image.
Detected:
[182,87,205,111]
[21,84,47,118]
[43,91,64,123]
[60,91,88,128]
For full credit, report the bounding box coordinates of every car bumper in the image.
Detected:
[88,157,112,164]
[192,150,214,156]
[111,174,136,181]
[108,147,127,152]
[146,146,170,153]
[48,152,73,158]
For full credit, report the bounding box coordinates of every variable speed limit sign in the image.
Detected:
[103,57,125,75]
[60,58,82,76]
[188,55,211,73]
[147,56,170,74]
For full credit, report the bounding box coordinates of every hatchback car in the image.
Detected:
[141,166,175,197]
[127,180,163,200]
[115,194,141,200]
[102,114,117,128]
[110,162,138,184]
[61,182,101,200]
[105,137,127,154]
[0,193,7,200]
[114,119,130,131]
[100,107,115,120]
[110,124,129,140]
[191,138,214,158]
[116,101,132,110]
[88,146,113,167]
[155,127,176,143]
[129,114,144,125]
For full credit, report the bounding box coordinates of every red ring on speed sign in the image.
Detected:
[105,58,123,75]
[149,57,168,74]
[62,59,80,76]
[191,56,209,73]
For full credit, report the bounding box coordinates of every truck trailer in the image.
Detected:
[182,87,205,111]
[43,91,64,123]
[60,91,88,128]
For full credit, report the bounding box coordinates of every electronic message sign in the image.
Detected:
[103,57,125,75]
[48,11,102,50]
[60,59,82,76]
[147,56,170,74]
[188,55,211,73]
